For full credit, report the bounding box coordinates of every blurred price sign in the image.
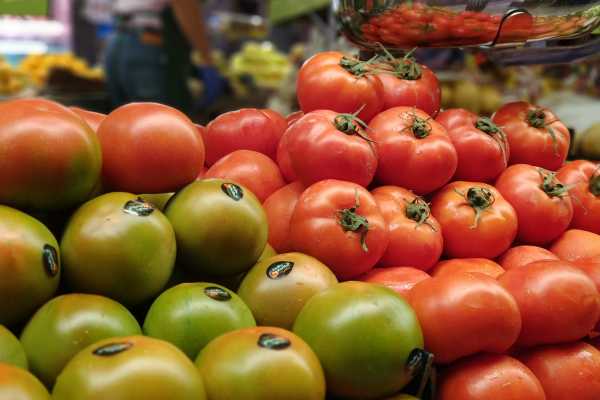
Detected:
[0,0,48,15]
[269,0,330,24]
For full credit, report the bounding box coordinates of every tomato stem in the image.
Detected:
[405,349,436,399]
[375,44,422,80]
[454,187,495,229]
[526,108,559,155]
[337,190,370,252]
[475,116,508,163]
[333,106,375,143]
[339,55,378,77]
[404,197,437,231]
[537,168,570,198]
[411,115,432,139]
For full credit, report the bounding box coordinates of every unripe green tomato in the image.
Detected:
[143,282,256,359]
[0,325,27,369]
[20,294,141,387]
[0,363,50,400]
[258,243,277,261]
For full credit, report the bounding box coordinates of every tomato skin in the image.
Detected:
[431,258,505,279]
[289,180,389,280]
[0,363,50,400]
[499,260,600,348]
[572,258,600,330]
[519,342,600,400]
[495,164,573,245]
[369,107,458,195]
[285,110,378,187]
[431,181,518,259]
[263,181,305,253]
[550,229,600,261]
[438,354,546,400]
[556,160,600,234]
[0,325,27,369]
[98,102,204,194]
[358,266,430,299]
[371,186,442,270]
[297,52,384,122]
[436,108,508,182]
[205,150,285,202]
[492,101,570,171]
[286,111,304,127]
[69,107,106,132]
[203,108,286,165]
[498,245,559,271]
[409,271,521,364]
[276,129,297,182]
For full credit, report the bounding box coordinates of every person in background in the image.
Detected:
[105,0,223,114]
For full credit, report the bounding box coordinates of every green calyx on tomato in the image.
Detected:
[333,108,374,143]
[404,197,436,231]
[337,191,370,252]
[526,108,559,154]
[404,112,432,139]
[475,116,508,162]
[537,168,570,198]
[339,55,376,77]
[377,46,422,81]
[454,187,495,229]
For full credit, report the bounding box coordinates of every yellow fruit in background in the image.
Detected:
[579,122,600,160]
[479,85,502,115]
[441,83,453,109]
[452,80,480,114]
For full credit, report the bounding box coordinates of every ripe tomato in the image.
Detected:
[550,229,600,261]
[557,160,600,234]
[519,342,600,400]
[499,260,600,348]
[495,164,573,245]
[431,258,505,279]
[572,257,600,330]
[289,180,389,280]
[276,130,297,182]
[297,52,384,122]
[262,181,305,253]
[431,181,518,258]
[436,109,508,182]
[98,102,204,194]
[69,107,105,132]
[498,245,559,271]
[492,101,570,171]
[409,271,521,364]
[439,354,546,400]
[203,108,286,166]
[286,111,304,127]
[358,267,431,299]
[204,150,285,202]
[371,186,443,270]
[285,110,377,187]
[369,106,457,195]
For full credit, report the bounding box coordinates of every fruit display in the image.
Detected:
[1,45,600,400]
[18,53,104,88]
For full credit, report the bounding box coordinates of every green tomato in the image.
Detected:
[0,363,50,400]
[238,252,338,329]
[0,325,27,369]
[61,193,176,306]
[258,243,277,261]
[52,336,206,400]
[165,180,268,277]
[293,281,424,399]
[196,327,325,400]
[143,282,255,359]
[20,294,141,387]
[0,205,60,327]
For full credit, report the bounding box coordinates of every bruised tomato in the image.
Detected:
[69,107,105,132]
[358,267,430,299]
[557,160,600,234]
[431,258,505,279]
[498,245,559,271]
[550,229,600,261]
[263,182,304,253]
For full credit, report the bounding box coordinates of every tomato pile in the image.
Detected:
[1,49,600,400]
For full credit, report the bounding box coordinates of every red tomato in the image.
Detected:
[557,160,600,234]
[358,266,430,299]
[99,103,204,193]
[275,130,297,183]
[409,272,521,364]
[297,52,384,122]
[519,342,600,400]
[431,181,518,258]
[69,107,106,132]
[0,98,101,210]
[492,102,570,171]
[431,258,505,279]
[204,150,285,203]
[289,180,389,280]
[371,186,443,270]
[495,164,573,245]
[499,260,600,348]
[439,354,546,400]
[436,109,508,182]
[573,257,600,331]
[498,245,559,271]
[550,229,600,261]
[369,106,458,195]
[203,108,286,166]
[285,110,377,187]
[286,111,304,127]
[262,181,305,253]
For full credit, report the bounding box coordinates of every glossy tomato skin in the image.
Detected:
[0,363,50,400]
[289,180,389,280]
[358,267,430,299]
[431,258,505,279]
[438,354,546,400]
[495,164,573,245]
[0,325,27,369]
[297,52,384,122]
[98,102,204,193]
[69,107,106,132]
[431,181,518,258]
[498,245,559,271]
[557,160,600,234]
[263,181,304,253]
[436,108,508,182]
[371,186,443,270]
[409,272,521,364]
[499,260,600,348]
[369,107,457,195]
[286,110,377,187]
[203,108,286,165]
[572,257,600,330]
[550,229,600,261]
[519,342,600,400]
[286,111,304,126]
[0,98,101,210]
[276,129,297,182]
[492,101,569,171]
